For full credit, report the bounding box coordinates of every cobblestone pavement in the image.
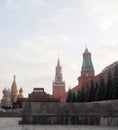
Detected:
[0,118,118,130]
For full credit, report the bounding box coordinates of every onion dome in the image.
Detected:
[7,88,11,93]
[17,88,23,98]
[3,88,7,93]
[19,88,23,93]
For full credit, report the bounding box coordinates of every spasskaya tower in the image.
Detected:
[52,58,65,98]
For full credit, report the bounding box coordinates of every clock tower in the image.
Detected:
[52,58,65,98]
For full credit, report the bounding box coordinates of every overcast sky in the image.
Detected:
[0,0,118,98]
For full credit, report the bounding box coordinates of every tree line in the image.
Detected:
[66,65,118,102]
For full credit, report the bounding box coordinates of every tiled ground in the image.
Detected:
[0,118,117,130]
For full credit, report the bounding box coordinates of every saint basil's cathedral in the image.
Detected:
[1,75,23,108]
[0,47,118,107]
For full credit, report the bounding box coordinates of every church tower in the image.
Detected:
[52,58,65,98]
[11,75,18,103]
[78,48,95,88]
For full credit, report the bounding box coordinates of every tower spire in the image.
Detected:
[13,75,16,82]
[57,57,61,68]
[55,58,63,84]
[52,57,65,98]
[11,75,18,103]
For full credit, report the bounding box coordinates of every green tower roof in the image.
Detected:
[82,48,94,70]
[82,58,94,70]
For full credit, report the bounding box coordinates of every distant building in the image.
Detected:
[1,75,23,108]
[52,58,65,98]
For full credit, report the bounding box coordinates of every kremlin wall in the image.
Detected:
[0,47,118,108]
[60,48,118,102]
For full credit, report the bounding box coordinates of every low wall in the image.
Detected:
[0,108,22,117]
[0,111,21,117]
[21,116,118,125]
[21,100,118,125]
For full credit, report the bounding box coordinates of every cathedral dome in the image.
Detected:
[3,88,7,93]
[7,88,11,93]
[3,88,11,93]
[19,88,23,92]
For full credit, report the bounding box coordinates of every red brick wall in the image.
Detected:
[60,63,116,103]
[53,85,65,98]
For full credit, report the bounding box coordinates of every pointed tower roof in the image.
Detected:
[12,75,16,86]
[11,75,18,93]
[54,57,65,85]
[82,48,94,70]
[57,58,61,68]
[84,48,89,53]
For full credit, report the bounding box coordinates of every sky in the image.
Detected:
[0,0,118,98]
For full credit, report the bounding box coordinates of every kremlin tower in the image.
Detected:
[60,47,95,102]
[52,58,65,98]
[78,48,94,88]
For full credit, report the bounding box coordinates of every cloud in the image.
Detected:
[5,0,44,10]
[20,35,71,69]
[29,0,43,5]
[93,42,118,74]
[83,0,118,31]
[100,42,118,54]
[21,35,71,68]
[55,7,70,19]
[5,0,20,10]
[22,35,71,52]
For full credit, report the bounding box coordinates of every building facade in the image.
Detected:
[1,75,23,108]
[25,88,59,102]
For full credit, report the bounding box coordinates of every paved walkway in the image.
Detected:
[0,118,117,130]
